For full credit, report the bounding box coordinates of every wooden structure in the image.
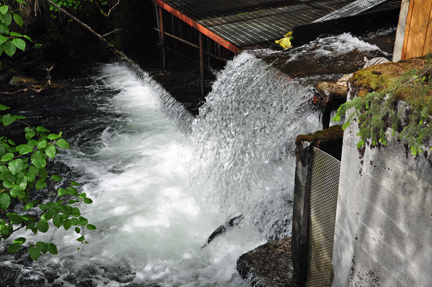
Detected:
[151,0,401,99]
[394,0,432,61]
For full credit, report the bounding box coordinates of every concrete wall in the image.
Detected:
[332,107,432,286]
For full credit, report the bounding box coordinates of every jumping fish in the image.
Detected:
[201,214,244,249]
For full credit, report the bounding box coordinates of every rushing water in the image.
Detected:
[0,31,392,286]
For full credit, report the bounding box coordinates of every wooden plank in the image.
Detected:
[422,5,432,55]
[402,0,432,59]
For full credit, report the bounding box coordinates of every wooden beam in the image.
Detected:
[158,6,167,70]
[151,0,242,54]
[199,33,205,101]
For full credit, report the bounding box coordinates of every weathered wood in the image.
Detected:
[199,32,205,101]
[402,0,432,59]
[159,6,167,71]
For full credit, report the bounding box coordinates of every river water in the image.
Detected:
[0,30,393,286]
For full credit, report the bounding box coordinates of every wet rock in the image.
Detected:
[315,81,348,103]
[237,237,293,287]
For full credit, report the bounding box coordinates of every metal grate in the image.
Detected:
[314,0,389,22]
[306,147,340,287]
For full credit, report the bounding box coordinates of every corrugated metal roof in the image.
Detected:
[153,0,398,51]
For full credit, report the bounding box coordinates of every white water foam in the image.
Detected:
[5,51,321,286]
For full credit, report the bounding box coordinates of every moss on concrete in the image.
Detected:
[351,58,432,112]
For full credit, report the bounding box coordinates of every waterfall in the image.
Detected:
[0,51,320,286]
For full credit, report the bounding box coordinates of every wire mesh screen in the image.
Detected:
[306,147,340,287]
[314,0,389,22]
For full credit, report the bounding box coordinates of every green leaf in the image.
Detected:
[2,41,16,57]
[8,159,23,175]
[12,38,25,51]
[7,243,21,253]
[51,174,62,182]
[71,218,79,226]
[47,134,60,140]
[8,213,22,224]
[23,201,34,211]
[84,198,93,204]
[39,167,47,179]
[10,32,22,37]
[36,126,50,132]
[15,0,27,5]
[1,152,14,162]
[31,151,46,168]
[13,237,26,244]
[55,139,70,149]
[0,23,9,35]
[67,187,78,196]
[37,140,47,149]
[25,131,36,141]
[41,209,56,221]
[53,214,62,228]
[78,217,88,226]
[71,181,80,186]
[2,114,16,126]
[48,243,58,255]
[29,246,41,260]
[18,144,33,155]
[35,179,46,190]
[86,224,96,230]
[75,227,80,233]
[0,193,10,209]
[78,193,86,200]
[76,235,85,242]
[0,5,8,15]
[3,180,12,188]
[45,145,56,159]
[37,221,49,233]
[12,14,23,27]
[0,104,9,110]
[63,219,72,230]
[0,35,7,46]
[36,242,46,250]
[10,186,26,199]
[72,207,80,217]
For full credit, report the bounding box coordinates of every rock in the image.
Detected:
[363,56,390,68]
[237,237,293,287]
[315,81,348,103]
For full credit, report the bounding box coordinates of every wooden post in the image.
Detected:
[199,32,205,101]
[158,6,167,71]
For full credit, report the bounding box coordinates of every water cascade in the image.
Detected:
[0,31,390,286]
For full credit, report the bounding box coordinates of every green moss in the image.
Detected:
[295,125,343,145]
[335,57,432,156]
[351,58,432,110]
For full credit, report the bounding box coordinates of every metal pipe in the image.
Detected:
[154,28,228,62]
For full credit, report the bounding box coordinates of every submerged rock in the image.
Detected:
[237,237,293,287]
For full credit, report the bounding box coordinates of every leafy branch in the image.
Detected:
[333,59,432,156]
[0,104,96,260]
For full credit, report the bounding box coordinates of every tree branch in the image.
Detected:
[102,28,122,38]
[92,0,121,17]
[45,0,133,65]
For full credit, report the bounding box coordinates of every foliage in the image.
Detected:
[0,0,37,69]
[333,59,432,156]
[0,104,95,260]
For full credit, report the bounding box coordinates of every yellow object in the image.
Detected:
[275,31,293,50]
